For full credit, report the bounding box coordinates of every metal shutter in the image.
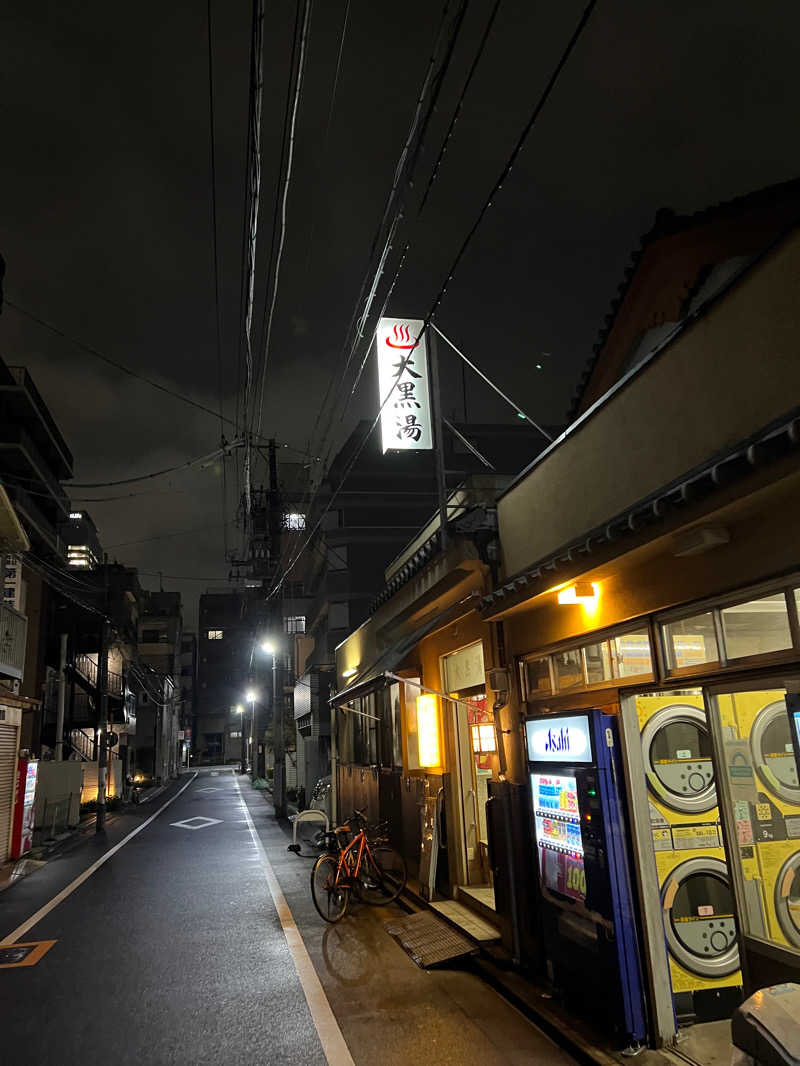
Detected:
[0,721,19,864]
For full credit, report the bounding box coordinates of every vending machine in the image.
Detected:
[526,710,647,1047]
[10,757,38,858]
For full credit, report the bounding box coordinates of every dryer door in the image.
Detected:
[774,853,800,949]
[643,704,717,814]
[750,701,800,805]
[662,857,740,979]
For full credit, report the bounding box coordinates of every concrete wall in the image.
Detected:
[498,229,800,579]
[35,760,82,828]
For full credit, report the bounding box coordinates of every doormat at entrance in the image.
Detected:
[384,910,478,969]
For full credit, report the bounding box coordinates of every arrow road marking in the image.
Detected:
[169,817,222,831]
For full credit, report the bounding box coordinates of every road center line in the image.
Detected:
[1,772,198,946]
[234,777,355,1066]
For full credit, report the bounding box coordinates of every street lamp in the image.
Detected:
[235,704,245,774]
[259,638,284,818]
[244,690,257,776]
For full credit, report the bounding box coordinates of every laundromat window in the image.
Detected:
[663,612,719,672]
[721,593,793,660]
[553,648,583,691]
[584,640,613,684]
[523,657,552,696]
[612,630,653,677]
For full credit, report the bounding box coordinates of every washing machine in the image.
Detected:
[637,695,742,1018]
[725,691,800,950]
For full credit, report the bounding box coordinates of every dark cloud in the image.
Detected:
[2,0,799,627]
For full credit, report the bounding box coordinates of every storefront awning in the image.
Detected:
[329,595,479,709]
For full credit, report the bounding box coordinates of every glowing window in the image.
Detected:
[285,513,306,530]
[207,629,223,640]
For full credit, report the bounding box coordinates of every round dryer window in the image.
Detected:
[642,704,717,814]
[662,857,740,979]
[750,702,800,804]
[774,853,800,949]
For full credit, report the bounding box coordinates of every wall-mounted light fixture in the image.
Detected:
[557,581,598,606]
[342,667,358,679]
[416,694,440,767]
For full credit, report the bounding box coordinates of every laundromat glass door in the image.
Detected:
[706,683,800,991]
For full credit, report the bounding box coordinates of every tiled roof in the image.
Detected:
[566,176,800,423]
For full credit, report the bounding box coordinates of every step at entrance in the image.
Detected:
[385,911,478,968]
[431,899,501,942]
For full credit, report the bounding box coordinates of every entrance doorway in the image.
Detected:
[622,689,743,1062]
[705,681,800,993]
[453,690,495,912]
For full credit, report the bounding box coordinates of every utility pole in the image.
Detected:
[54,632,67,761]
[96,557,110,832]
[429,324,450,551]
[268,438,286,818]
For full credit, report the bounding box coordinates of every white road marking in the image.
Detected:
[234,777,355,1066]
[0,773,198,946]
[195,787,220,793]
[169,817,222,830]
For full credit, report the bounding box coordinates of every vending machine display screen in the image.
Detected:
[531,771,586,903]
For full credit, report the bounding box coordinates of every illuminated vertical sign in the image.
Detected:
[376,317,433,452]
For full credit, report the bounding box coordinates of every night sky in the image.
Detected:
[1,0,799,629]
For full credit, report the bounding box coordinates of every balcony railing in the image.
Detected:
[74,653,124,696]
[0,602,27,680]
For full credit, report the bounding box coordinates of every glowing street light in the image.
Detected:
[260,640,276,656]
[245,689,257,703]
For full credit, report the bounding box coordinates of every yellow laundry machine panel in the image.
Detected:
[725,691,800,815]
[637,695,742,999]
[657,850,740,992]
[722,691,800,950]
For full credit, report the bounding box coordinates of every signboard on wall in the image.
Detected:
[442,642,485,692]
[376,317,433,453]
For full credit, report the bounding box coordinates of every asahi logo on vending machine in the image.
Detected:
[376,317,433,453]
[527,715,592,763]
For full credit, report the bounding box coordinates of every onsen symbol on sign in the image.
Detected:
[385,323,415,349]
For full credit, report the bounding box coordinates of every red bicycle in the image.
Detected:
[310,808,407,923]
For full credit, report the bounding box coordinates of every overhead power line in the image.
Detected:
[105,518,235,551]
[344,0,503,400]
[309,0,465,465]
[299,0,351,313]
[69,441,239,488]
[254,0,313,438]
[284,1,468,558]
[269,0,598,599]
[206,0,229,561]
[5,299,236,430]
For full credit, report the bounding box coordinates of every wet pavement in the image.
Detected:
[0,767,578,1066]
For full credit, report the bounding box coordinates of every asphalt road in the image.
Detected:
[0,768,578,1066]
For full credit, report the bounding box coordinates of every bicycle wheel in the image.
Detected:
[311,854,349,923]
[357,845,407,905]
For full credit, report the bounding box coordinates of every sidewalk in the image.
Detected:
[242,782,581,1066]
[246,784,698,1066]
